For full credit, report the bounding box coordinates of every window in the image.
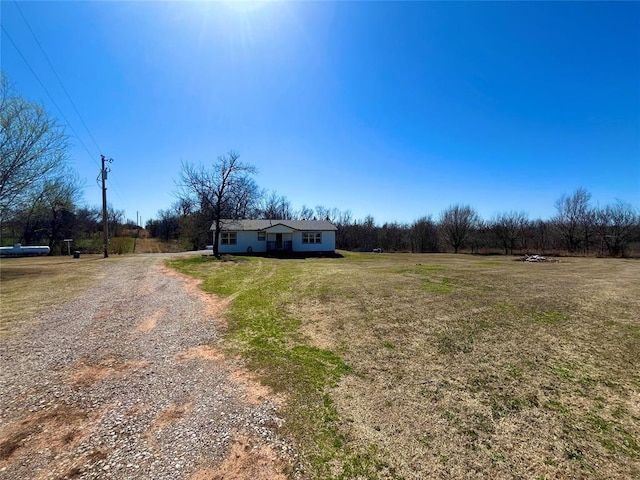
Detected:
[302,232,322,244]
[221,232,237,245]
[257,231,266,241]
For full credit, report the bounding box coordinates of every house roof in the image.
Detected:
[213,219,337,232]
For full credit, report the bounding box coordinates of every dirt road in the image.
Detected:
[0,254,292,479]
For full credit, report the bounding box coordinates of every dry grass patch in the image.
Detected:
[134,237,184,253]
[170,252,640,479]
[306,254,640,479]
[0,255,108,335]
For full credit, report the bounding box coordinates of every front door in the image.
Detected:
[276,233,283,249]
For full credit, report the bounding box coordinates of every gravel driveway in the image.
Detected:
[0,254,292,479]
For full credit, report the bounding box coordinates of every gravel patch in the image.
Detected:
[0,254,293,479]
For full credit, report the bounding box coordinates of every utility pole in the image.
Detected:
[101,155,113,258]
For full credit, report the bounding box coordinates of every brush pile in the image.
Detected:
[524,254,560,262]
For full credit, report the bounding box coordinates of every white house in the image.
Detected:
[212,219,337,255]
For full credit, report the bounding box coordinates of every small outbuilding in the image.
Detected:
[212,219,337,255]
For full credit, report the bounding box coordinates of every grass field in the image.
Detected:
[0,255,109,335]
[134,237,185,253]
[170,252,640,479]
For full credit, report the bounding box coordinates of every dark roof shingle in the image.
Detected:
[213,219,337,231]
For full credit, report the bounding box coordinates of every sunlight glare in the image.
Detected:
[222,0,276,16]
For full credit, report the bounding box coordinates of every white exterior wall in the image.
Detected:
[218,231,267,254]
[264,225,296,234]
[292,231,336,252]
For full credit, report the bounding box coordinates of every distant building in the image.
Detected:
[212,219,337,254]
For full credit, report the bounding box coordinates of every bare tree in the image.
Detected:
[335,209,353,249]
[173,197,195,217]
[380,222,411,252]
[314,205,330,222]
[553,188,592,253]
[0,73,69,222]
[594,200,639,256]
[11,172,82,249]
[528,219,550,253]
[258,191,293,220]
[361,215,378,250]
[296,205,315,220]
[336,209,352,227]
[107,206,125,238]
[228,174,260,219]
[492,211,529,255]
[74,206,101,239]
[177,151,258,257]
[439,204,480,253]
[40,174,83,248]
[468,219,489,254]
[149,208,180,241]
[411,216,439,253]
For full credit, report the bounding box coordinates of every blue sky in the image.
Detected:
[2,1,638,226]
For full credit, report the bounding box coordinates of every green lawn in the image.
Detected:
[169,252,640,479]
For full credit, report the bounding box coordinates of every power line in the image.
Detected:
[3,6,130,211]
[13,0,103,155]
[1,24,101,170]
[8,4,131,208]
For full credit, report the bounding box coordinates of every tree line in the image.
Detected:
[2,72,638,257]
[150,183,639,257]
[147,147,640,257]
[333,193,639,256]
